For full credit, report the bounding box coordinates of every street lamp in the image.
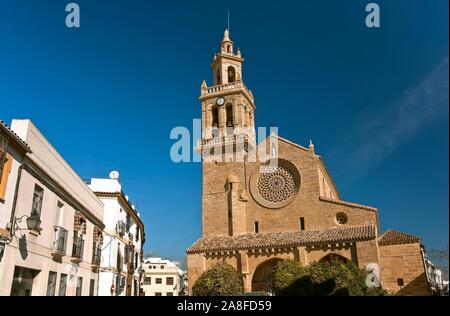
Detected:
[12,210,42,236]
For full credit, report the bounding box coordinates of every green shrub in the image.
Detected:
[192,262,243,296]
[273,259,386,296]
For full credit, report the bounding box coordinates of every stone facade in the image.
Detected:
[187,29,430,296]
[378,231,430,296]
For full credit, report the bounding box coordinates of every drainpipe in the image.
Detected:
[8,159,26,235]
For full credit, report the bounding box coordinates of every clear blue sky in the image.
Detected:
[1,0,448,262]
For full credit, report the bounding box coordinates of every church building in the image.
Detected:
[186,29,430,296]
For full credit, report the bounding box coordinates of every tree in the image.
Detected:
[273,260,313,296]
[192,262,243,296]
[273,259,386,296]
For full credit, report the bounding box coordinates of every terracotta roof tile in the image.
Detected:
[186,225,376,254]
[378,230,421,246]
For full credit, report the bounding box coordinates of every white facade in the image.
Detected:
[141,258,187,296]
[88,177,145,296]
[0,119,105,296]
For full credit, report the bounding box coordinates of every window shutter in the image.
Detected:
[0,133,9,181]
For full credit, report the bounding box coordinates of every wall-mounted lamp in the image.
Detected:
[12,210,42,237]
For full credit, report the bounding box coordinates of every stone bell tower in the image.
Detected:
[198,28,256,144]
[196,29,256,237]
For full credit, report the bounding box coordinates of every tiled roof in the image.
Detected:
[186,225,376,254]
[378,230,421,246]
[0,120,31,153]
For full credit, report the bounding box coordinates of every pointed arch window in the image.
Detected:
[216,69,221,85]
[226,104,233,127]
[228,66,236,83]
[212,106,219,128]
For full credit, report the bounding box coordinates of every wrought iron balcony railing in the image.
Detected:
[92,245,101,266]
[52,226,68,255]
[72,236,84,260]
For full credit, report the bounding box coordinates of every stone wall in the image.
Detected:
[379,242,430,296]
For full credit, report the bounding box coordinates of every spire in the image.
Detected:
[220,28,234,55]
[222,28,231,43]
[309,140,315,155]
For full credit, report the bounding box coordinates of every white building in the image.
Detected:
[141,258,187,296]
[0,119,105,296]
[88,175,145,296]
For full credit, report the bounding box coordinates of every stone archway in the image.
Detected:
[251,258,284,293]
[319,253,349,263]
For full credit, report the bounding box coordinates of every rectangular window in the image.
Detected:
[59,274,67,296]
[46,271,57,296]
[136,227,139,241]
[126,214,131,232]
[31,184,44,216]
[166,292,173,296]
[254,221,259,233]
[300,217,305,231]
[155,278,162,284]
[166,277,174,285]
[76,277,83,296]
[89,279,95,296]
[134,253,138,269]
[144,277,151,285]
[155,292,162,296]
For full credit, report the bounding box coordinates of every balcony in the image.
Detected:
[200,81,254,102]
[51,226,68,259]
[71,236,84,264]
[196,132,256,153]
[91,245,101,271]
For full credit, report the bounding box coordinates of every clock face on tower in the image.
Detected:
[216,97,225,106]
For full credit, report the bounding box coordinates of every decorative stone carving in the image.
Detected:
[250,159,300,209]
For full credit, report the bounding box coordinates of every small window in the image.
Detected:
[144,277,151,285]
[336,213,348,225]
[156,278,162,284]
[397,278,404,287]
[46,271,57,296]
[160,265,164,269]
[300,217,305,231]
[31,184,44,216]
[166,277,174,285]
[254,221,259,234]
[155,292,162,296]
[166,292,174,296]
